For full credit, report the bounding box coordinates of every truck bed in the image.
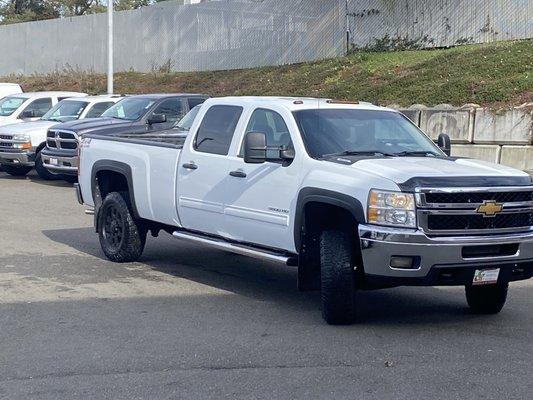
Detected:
[81,134,182,227]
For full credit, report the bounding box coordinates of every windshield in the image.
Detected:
[102,98,156,121]
[42,100,89,122]
[175,105,201,131]
[293,109,443,158]
[0,97,25,117]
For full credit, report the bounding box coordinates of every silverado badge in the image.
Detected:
[476,200,503,217]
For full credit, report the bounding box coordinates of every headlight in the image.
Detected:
[368,190,416,228]
[12,134,30,142]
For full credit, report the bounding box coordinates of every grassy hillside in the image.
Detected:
[4,39,532,107]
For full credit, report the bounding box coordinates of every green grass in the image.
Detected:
[6,39,532,107]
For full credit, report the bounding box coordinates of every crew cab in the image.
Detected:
[76,97,533,325]
[0,95,119,179]
[41,94,207,179]
[0,91,87,127]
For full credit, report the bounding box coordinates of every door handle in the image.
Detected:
[182,162,198,170]
[229,170,247,178]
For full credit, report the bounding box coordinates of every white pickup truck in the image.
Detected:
[77,97,533,324]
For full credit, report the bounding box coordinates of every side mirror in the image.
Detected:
[20,110,35,119]
[147,114,166,125]
[437,133,451,156]
[244,132,267,164]
[280,146,295,161]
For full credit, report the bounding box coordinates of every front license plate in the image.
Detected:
[49,158,58,165]
[472,268,500,285]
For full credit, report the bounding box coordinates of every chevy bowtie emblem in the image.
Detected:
[476,200,503,217]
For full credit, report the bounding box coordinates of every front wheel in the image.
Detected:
[2,164,32,177]
[35,152,58,180]
[98,192,147,263]
[465,282,508,314]
[61,174,78,184]
[320,230,357,325]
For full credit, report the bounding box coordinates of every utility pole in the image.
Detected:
[107,0,114,95]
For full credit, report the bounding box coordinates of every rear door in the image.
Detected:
[177,104,244,235]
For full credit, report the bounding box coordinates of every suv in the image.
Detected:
[41,94,208,179]
[0,92,87,127]
[0,95,119,179]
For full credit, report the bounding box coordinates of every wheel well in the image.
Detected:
[96,170,129,200]
[36,142,46,154]
[297,201,362,291]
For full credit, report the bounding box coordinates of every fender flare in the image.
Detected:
[293,187,366,250]
[91,159,140,221]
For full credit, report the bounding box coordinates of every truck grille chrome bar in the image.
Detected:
[415,187,533,235]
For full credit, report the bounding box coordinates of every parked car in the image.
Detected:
[41,94,208,179]
[0,91,86,127]
[76,96,533,325]
[0,83,23,99]
[0,95,118,179]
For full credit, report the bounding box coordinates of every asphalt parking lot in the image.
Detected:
[0,170,531,400]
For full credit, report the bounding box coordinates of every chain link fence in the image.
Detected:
[347,0,532,50]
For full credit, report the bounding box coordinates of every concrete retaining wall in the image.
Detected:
[398,104,533,174]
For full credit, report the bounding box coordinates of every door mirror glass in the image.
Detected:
[244,132,267,164]
[437,133,451,156]
[147,113,167,125]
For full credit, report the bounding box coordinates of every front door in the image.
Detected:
[177,104,244,236]
[224,108,301,252]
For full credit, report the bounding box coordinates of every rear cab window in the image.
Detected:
[194,105,243,156]
[85,102,117,118]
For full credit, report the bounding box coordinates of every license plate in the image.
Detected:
[49,158,58,165]
[472,268,500,285]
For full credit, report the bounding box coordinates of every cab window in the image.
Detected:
[151,99,183,124]
[85,102,116,118]
[23,98,53,118]
[240,108,292,158]
[194,105,243,155]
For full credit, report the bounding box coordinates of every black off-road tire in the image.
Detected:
[2,164,32,177]
[465,282,509,314]
[34,151,58,180]
[98,191,147,263]
[320,230,356,325]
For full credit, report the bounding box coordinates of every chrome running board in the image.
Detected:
[172,231,291,264]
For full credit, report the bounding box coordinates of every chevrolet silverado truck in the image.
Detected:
[0,95,120,179]
[41,94,207,180]
[76,97,533,325]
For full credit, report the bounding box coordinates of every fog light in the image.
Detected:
[390,256,416,269]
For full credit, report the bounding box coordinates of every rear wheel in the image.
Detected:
[35,151,58,180]
[465,282,508,314]
[98,192,147,263]
[2,164,32,177]
[320,230,357,325]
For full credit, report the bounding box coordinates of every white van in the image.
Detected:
[0,83,23,99]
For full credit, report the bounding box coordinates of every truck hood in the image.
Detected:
[352,157,530,187]
[56,118,133,134]
[0,116,21,126]
[0,120,55,134]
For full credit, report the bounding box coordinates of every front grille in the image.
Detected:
[418,187,533,235]
[0,134,12,140]
[46,130,78,150]
[0,142,13,147]
[427,212,533,231]
[425,191,533,204]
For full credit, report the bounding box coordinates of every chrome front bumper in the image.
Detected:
[0,150,36,166]
[358,224,533,285]
[41,152,79,175]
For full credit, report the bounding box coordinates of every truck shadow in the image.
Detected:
[43,227,485,326]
